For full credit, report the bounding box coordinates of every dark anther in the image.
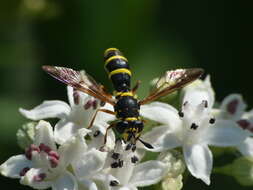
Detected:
[183,101,188,106]
[118,160,124,168]
[209,118,215,124]
[190,123,198,130]
[100,101,106,107]
[110,180,119,186]
[131,156,139,163]
[111,152,120,160]
[92,100,98,110]
[178,110,184,117]
[125,143,132,151]
[203,100,208,108]
[132,145,137,152]
[93,130,100,137]
[111,162,119,168]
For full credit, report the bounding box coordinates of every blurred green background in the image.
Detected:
[0,0,252,189]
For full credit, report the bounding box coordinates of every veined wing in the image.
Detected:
[139,68,204,105]
[42,66,115,105]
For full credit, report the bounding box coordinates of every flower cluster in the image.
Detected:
[1,72,253,190]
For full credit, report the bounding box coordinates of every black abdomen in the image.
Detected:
[104,48,131,92]
[114,96,140,118]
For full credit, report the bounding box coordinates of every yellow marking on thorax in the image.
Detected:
[108,68,131,78]
[116,91,133,97]
[104,48,119,56]
[104,55,128,67]
[125,117,138,121]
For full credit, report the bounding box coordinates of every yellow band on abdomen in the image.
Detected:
[125,117,138,121]
[115,91,133,97]
[104,55,128,67]
[109,68,131,78]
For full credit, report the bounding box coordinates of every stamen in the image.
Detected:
[33,173,46,182]
[125,143,132,151]
[92,100,98,110]
[25,144,40,160]
[131,156,139,163]
[111,162,119,168]
[110,180,119,186]
[183,101,188,106]
[227,99,239,115]
[39,143,51,153]
[209,118,215,124]
[48,151,60,160]
[131,144,136,152]
[202,100,208,108]
[100,101,106,107]
[118,160,124,168]
[73,91,80,105]
[178,110,184,117]
[19,167,30,176]
[93,130,101,137]
[237,119,250,130]
[49,157,59,168]
[84,100,93,110]
[190,123,198,130]
[111,152,120,160]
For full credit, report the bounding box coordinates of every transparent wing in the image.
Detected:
[42,66,115,105]
[139,68,204,105]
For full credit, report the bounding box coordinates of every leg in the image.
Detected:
[87,109,115,129]
[132,80,141,94]
[103,123,116,145]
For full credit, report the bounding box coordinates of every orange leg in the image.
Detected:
[132,80,141,94]
[88,109,115,129]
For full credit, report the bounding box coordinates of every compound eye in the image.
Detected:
[115,121,128,134]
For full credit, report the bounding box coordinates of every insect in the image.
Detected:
[42,48,203,150]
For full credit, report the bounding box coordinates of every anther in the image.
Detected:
[92,100,97,110]
[118,160,124,168]
[100,101,106,107]
[131,156,139,163]
[132,145,136,152]
[209,118,215,124]
[49,157,59,168]
[93,130,101,137]
[110,180,119,186]
[19,167,30,176]
[111,152,120,160]
[125,143,132,151]
[202,100,208,108]
[178,110,184,117]
[111,162,119,168]
[33,173,46,182]
[73,91,80,105]
[84,100,93,110]
[227,99,239,115]
[237,119,250,130]
[183,101,188,106]
[25,144,40,160]
[39,143,51,153]
[190,123,198,130]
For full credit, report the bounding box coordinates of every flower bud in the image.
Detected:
[16,122,37,149]
[162,174,183,190]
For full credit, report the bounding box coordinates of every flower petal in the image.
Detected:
[20,168,52,189]
[129,160,167,187]
[34,120,56,150]
[52,171,78,190]
[54,119,82,145]
[140,126,181,152]
[0,155,31,178]
[205,120,247,146]
[236,137,253,156]
[72,148,106,179]
[58,128,89,167]
[182,76,215,108]
[220,94,246,120]
[79,179,98,190]
[67,86,75,107]
[140,102,181,128]
[95,103,115,125]
[19,101,70,120]
[183,144,212,185]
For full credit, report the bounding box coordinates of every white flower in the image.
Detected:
[140,77,246,185]
[19,86,115,144]
[0,120,88,190]
[215,94,253,156]
[100,141,168,190]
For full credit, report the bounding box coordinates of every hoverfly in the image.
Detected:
[42,48,203,150]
